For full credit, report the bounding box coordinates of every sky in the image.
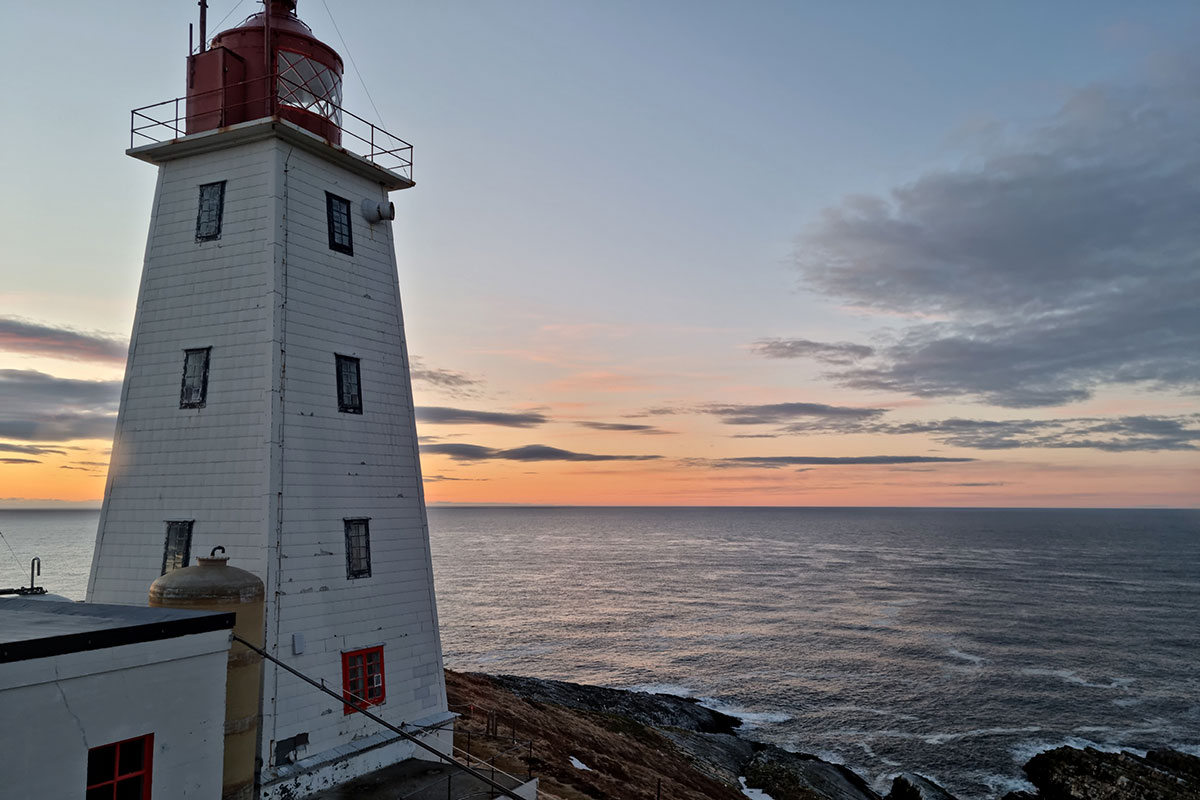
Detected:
[1,1,1198,508]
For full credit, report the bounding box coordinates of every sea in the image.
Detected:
[1,506,1197,799]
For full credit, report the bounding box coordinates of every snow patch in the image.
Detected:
[568,755,592,771]
[739,777,776,799]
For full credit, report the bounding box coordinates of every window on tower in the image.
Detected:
[342,645,385,713]
[344,517,371,579]
[335,354,362,413]
[162,520,194,574]
[180,348,211,408]
[195,181,226,241]
[327,192,354,255]
[86,733,153,800]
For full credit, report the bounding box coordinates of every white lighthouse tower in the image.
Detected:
[86,2,452,796]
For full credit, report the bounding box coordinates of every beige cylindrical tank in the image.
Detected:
[149,547,265,800]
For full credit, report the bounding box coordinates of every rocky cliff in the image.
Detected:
[446,670,1200,800]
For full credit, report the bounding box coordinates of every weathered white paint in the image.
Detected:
[87,119,450,797]
[0,629,230,799]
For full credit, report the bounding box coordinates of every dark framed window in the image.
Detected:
[162,520,193,575]
[87,733,153,800]
[336,354,362,413]
[342,645,385,713]
[196,181,226,241]
[180,347,211,408]
[344,518,371,579]
[326,192,353,255]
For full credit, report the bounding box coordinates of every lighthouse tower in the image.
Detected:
[86,2,451,796]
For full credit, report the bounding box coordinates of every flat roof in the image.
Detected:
[0,599,234,663]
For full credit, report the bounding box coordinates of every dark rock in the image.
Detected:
[745,745,882,800]
[1146,750,1200,785]
[658,729,756,787]
[886,772,959,800]
[998,792,1037,800]
[489,673,742,735]
[1023,746,1200,799]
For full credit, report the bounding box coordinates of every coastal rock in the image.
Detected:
[744,745,883,800]
[657,728,757,786]
[1021,746,1200,799]
[489,673,742,735]
[886,772,959,800]
[1146,750,1200,785]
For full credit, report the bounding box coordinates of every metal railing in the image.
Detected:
[399,708,535,800]
[129,74,413,180]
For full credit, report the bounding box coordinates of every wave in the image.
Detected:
[923,726,1043,746]
[697,696,794,727]
[624,682,696,698]
[1019,668,1135,690]
[1009,736,1147,765]
[947,648,987,666]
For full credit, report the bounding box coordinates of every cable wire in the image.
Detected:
[212,0,248,34]
[0,530,24,573]
[321,0,388,129]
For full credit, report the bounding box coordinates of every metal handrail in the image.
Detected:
[129,74,413,180]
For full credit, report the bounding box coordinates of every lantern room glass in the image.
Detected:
[277,50,343,126]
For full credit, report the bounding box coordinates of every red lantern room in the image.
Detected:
[186,0,344,143]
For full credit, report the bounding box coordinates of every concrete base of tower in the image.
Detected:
[260,711,455,800]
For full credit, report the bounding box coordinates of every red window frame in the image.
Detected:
[86,733,153,800]
[342,646,385,714]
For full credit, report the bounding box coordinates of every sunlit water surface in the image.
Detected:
[3,507,1197,798]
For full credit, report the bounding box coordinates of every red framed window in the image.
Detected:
[342,646,385,714]
[86,733,153,800]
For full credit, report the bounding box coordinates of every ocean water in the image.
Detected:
[2,506,1197,799]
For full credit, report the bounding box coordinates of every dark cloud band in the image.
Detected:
[0,317,126,364]
[790,78,1200,407]
[421,442,661,463]
[416,406,548,427]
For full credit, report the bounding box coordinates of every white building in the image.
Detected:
[0,599,232,799]
[86,2,452,796]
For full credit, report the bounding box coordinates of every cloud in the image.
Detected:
[752,338,874,365]
[409,356,485,397]
[421,442,661,462]
[704,401,887,426]
[415,406,548,427]
[882,414,1200,452]
[0,369,120,441]
[792,74,1200,407]
[695,454,976,469]
[0,443,67,456]
[0,317,126,364]
[576,421,673,434]
[1,458,39,464]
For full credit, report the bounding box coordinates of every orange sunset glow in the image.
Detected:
[2,3,1198,510]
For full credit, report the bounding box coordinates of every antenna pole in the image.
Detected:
[264,0,274,114]
[198,0,208,53]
